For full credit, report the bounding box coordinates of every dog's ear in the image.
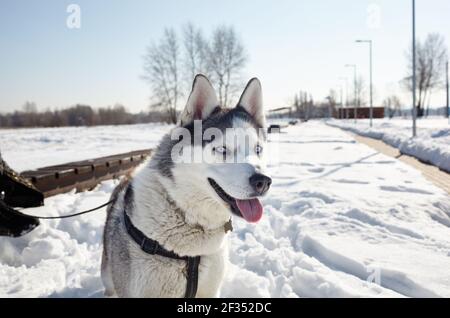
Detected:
[237,78,265,127]
[179,74,219,126]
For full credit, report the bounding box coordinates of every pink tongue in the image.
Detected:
[235,198,264,223]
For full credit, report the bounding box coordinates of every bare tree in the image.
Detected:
[142,28,181,124]
[206,26,247,107]
[383,95,402,119]
[403,33,448,117]
[293,93,301,117]
[143,24,248,119]
[183,23,209,87]
[20,101,38,126]
[326,89,337,118]
[22,101,38,113]
[353,76,367,108]
[293,91,310,120]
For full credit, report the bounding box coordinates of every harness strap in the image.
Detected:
[124,211,187,260]
[123,211,200,298]
[185,256,201,298]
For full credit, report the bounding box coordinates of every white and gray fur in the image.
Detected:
[101,75,269,298]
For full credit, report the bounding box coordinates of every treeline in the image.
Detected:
[269,90,342,120]
[0,104,171,128]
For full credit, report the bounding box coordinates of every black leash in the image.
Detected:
[0,189,112,237]
[22,200,114,220]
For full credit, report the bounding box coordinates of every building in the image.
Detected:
[336,107,385,119]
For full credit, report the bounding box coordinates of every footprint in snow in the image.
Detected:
[380,185,433,195]
[308,167,325,173]
[332,179,370,185]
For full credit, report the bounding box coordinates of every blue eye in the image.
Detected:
[214,146,227,154]
[255,145,263,155]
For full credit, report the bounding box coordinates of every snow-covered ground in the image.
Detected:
[0,123,171,172]
[328,118,450,173]
[1,121,450,297]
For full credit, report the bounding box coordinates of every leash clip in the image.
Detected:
[224,219,233,233]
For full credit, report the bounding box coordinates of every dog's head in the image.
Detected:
[154,75,271,225]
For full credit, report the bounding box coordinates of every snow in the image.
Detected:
[0,182,116,297]
[0,123,171,172]
[1,121,450,297]
[328,118,450,173]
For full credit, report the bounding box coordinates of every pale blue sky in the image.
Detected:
[0,0,449,113]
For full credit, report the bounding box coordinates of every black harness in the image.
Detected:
[123,211,201,298]
[121,183,232,298]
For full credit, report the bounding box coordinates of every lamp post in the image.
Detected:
[345,64,357,122]
[446,60,449,120]
[412,0,417,137]
[356,39,373,127]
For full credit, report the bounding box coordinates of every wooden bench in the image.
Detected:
[20,149,152,198]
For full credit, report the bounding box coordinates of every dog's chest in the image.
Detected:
[196,247,228,297]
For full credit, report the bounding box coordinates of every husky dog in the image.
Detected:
[101,75,272,298]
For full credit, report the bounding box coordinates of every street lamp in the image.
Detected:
[345,64,357,122]
[412,0,417,137]
[338,84,343,119]
[356,39,373,127]
[446,60,449,120]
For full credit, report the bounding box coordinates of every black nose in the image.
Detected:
[249,173,272,195]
